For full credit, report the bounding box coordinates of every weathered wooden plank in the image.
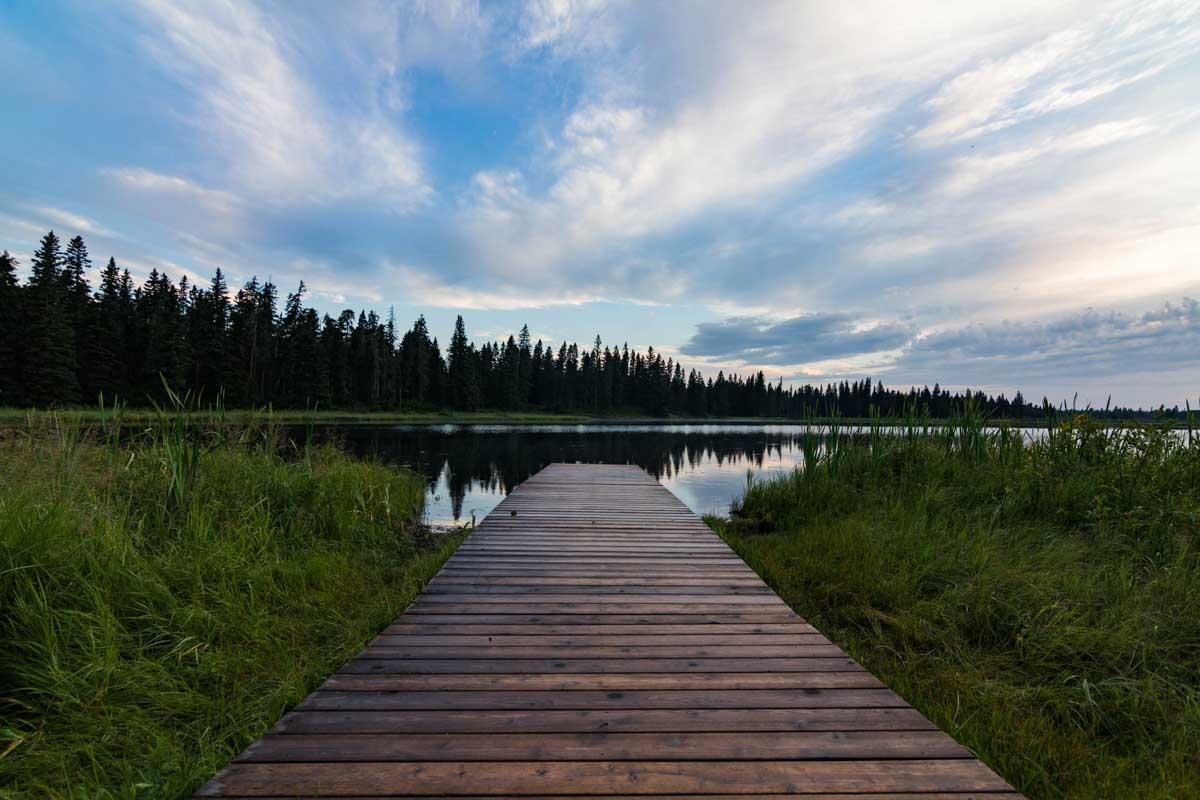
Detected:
[276,710,940,734]
[382,622,819,634]
[198,759,1014,796]
[203,795,1020,800]
[369,633,832,646]
[406,602,792,614]
[432,575,768,587]
[338,657,864,673]
[236,731,970,762]
[355,644,848,658]
[390,612,807,625]
[272,707,940,735]
[296,688,910,711]
[198,794,1020,800]
[422,585,779,595]
[320,671,884,691]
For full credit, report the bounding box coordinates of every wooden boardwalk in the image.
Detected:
[197,462,1020,798]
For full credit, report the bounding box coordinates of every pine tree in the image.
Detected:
[82,257,124,401]
[400,315,434,406]
[191,268,232,402]
[447,315,480,410]
[517,324,533,404]
[133,269,188,401]
[0,251,25,405]
[25,231,80,405]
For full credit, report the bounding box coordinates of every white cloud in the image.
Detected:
[857,235,941,264]
[459,1,1182,300]
[916,2,1199,143]
[103,167,243,219]
[388,261,605,310]
[28,206,121,239]
[896,298,1200,382]
[519,0,613,55]
[939,116,1160,195]
[128,0,428,208]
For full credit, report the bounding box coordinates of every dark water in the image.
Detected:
[330,424,818,526]
[324,422,1085,526]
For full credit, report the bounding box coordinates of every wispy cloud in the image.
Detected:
[939,117,1160,196]
[679,297,1200,397]
[103,167,242,219]
[916,2,1199,143]
[896,298,1200,382]
[682,313,916,364]
[127,0,428,208]
[28,206,121,239]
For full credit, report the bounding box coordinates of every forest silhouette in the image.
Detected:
[1,231,1179,420]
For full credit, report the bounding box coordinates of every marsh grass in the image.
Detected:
[711,407,1200,798]
[0,403,460,798]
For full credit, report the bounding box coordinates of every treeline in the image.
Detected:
[0,231,1183,420]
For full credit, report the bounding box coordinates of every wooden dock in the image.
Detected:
[197,462,1020,798]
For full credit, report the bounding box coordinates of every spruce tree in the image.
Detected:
[25,231,80,405]
[0,251,24,405]
[191,268,232,401]
[82,257,124,401]
[517,324,533,404]
[400,315,434,406]
[447,315,480,410]
[133,269,188,401]
[62,235,95,397]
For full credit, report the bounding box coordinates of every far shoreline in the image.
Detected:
[1,407,1190,429]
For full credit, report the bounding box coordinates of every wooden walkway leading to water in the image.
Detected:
[197,462,1020,798]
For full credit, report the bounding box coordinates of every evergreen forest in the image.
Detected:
[0,231,1183,420]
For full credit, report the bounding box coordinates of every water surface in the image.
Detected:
[332,423,821,526]
[326,421,1083,526]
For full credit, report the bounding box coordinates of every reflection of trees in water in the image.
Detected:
[324,428,808,520]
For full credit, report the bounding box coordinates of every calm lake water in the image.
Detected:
[322,422,1069,527]
[331,423,823,526]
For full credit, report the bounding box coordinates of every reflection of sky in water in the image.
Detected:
[423,463,503,527]
[658,446,807,518]
[324,423,1055,528]
[417,445,807,525]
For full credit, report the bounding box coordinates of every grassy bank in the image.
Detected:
[710,412,1199,798]
[0,411,463,798]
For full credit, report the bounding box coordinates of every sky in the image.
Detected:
[2,0,1198,408]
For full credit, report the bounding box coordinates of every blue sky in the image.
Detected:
[2,0,1199,407]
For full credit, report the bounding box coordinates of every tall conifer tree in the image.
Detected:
[0,251,24,405]
[82,256,124,401]
[25,231,80,405]
[447,315,480,410]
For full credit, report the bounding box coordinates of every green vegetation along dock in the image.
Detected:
[195,462,1020,798]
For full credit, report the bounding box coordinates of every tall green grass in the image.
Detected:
[712,408,1200,799]
[0,405,461,798]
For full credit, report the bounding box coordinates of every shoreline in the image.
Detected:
[1,407,1187,428]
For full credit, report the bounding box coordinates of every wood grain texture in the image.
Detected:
[195,462,1019,798]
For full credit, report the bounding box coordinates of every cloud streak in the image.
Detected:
[898,299,1200,381]
[682,299,1200,397]
[682,313,916,364]
[128,0,428,207]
